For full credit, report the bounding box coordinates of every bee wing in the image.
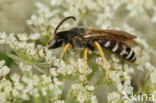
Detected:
[83,29,137,47]
[122,40,138,47]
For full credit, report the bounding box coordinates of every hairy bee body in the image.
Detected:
[47,16,137,81]
[65,28,136,62]
[48,16,137,63]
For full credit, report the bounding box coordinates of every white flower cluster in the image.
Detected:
[107,92,120,103]
[0,67,64,103]
[71,83,98,103]
[0,32,40,58]
[0,0,156,103]
[0,60,10,77]
[51,57,92,81]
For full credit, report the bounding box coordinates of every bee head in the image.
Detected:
[47,16,76,49]
[47,36,64,49]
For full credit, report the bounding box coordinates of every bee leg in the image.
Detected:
[83,48,89,81]
[60,43,72,59]
[93,41,110,80]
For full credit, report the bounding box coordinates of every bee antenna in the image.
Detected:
[54,16,76,35]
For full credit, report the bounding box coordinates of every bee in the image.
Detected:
[47,16,137,81]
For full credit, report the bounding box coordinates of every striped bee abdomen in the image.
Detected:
[98,39,136,62]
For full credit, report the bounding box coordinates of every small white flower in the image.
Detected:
[66,65,74,75]
[53,86,62,96]
[129,10,137,17]
[38,49,45,57]
[77,94,85,103]
[144,62,152,70]
[8,33,16,41]
[0,32,7,39]
[0,32,7,44]
[53,78,63,86]
[1,79,12,93]
[22,93,29,100]
[35,2,49,10]
[96,57,103,65]
[123,86,133,95]
[17,42,26,49]
[30,15,38,25]
[22,76,29,84]
[123,72,130,80]
[111,55,119,63]
[31,88,40,97]
[17,33,29,41]
[71,83,81,90]
[19,62,32,71]
[38,17,45,25]
[26,48,36,56]
[26,19,33,25]
[86,85,95,91]
[91,96,98,103]
[41,75,52,84]
[117,83,123,92]
[125,67,134,74]
[1,66,10,76]
[50,0,62,6]
[0,40,6,44]
[50,68,58,77]
[32,75,40,86]
[29,33,40,40]
[12,89,19,97]
[26,43,35,48]
[107,92,120,103]
[124,80,131,86]
[113,63,122,70]
[14,82,24,90]
[57,66,66,75]
[109,71,121,83]
[137,65,144,71]
[86,67,92,75]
